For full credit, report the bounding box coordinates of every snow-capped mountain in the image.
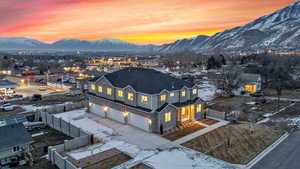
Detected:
[0,37,49,49]
[193,1,300,52]
[158,35,209,53]
[0,37,156,52]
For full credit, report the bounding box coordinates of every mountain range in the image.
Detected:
[1,1,300,53]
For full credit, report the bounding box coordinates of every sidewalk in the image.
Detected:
[173,120,229,144]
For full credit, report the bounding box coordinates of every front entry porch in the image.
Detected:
[177,105,196,122]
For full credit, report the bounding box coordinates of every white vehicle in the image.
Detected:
[0,103,15,111]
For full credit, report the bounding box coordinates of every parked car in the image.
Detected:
[39,86,47,91]
[32,94,42,101]
[0,103,15,111]
[250,91,265,97]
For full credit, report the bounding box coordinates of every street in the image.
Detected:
[252,131,300,169]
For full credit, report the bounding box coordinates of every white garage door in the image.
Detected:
[107,109,125,123]
[89,103,105,117]
[128,113,150,132]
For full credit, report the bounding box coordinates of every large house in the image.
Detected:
[0,123,32,166]
[87,68,203,133]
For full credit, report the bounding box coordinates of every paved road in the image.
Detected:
[252,131,300,169]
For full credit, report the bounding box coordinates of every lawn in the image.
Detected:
[182,124,283,164]
[163,122,206,141]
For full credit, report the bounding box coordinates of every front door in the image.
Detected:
[180,105,196,122]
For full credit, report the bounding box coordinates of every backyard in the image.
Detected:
[182,123,283,164]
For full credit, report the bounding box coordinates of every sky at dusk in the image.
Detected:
[0,0,298,44]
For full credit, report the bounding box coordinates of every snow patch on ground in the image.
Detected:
[145,148,241,169]
[198,81,217,101]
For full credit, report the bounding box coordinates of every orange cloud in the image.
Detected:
[0,0,298,44]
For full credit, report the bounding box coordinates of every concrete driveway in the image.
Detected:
[252,131,300,169]
[87,113,174,150]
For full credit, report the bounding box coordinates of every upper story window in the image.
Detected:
[192,89,197,95]
[160,95,166,101]
[118,90,123,97]
[107,88,112,95]
[141,95,148,103]
[128,93,134,101]
[197,104,202,112]
[181,91,186,97]
[98,86,103,93]
[91,84,96,90]
[165,112,171,122]
[170,92,175,97]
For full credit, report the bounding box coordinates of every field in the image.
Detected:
[10,93,85,106]
[264,88,300,99]
[182,124,283,164]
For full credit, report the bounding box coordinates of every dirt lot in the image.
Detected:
[182,124,283,164]
[10,94,85,106]
[16,127,72,169]
[163,122,206,141]
[130,163,152,169]
[210,96,291,122]
[264,88,300,99]
[85,153,132,169]
[0,107,25,119]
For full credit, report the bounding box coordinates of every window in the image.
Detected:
[107,88,112,95]
[160,95,166,101]
[181,91,186,97]
[165,112,171,122]
[141,95,148,103]
[128,93,134,101]
[170,92,175,97]
[13,146,20,152]
[91,84,96,90]
[192,89,197,95]
[197,104,202,112]
[98,86,103,93]
[118,90,123,97]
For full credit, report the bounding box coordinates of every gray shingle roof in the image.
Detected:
[104,67,194,94]
[0,123,32,150]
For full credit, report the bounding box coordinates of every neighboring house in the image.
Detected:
[76,71,107,91]
[87,67,203,133]
[0,123,32,166]
[239,73,262,93]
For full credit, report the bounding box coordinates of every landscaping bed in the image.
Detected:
[182,124,283,164]
[84,153,131,169]
[163,122,206,141]
[131,163,152,169]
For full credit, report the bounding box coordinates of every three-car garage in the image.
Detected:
[89,102,151,132]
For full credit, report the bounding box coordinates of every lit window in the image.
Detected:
[98,86,103,93]
[181,91,186,97]
[170,92,175,97]
[128,93,134,101]
[107,88,112,95]
[91,84,96,90]
[141,96,148,103]
[160,95,166,101]
[118,90,123,97]
[192,89,197,95]
[197,104,202,112]
[165,112,171,122]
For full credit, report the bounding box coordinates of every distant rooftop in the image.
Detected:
[0,123,32,150]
